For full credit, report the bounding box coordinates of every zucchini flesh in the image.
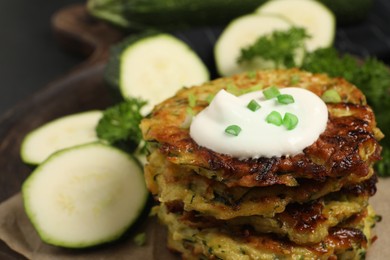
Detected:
[105,32,209,114]
[256,0,335,52]
[22,142,148,248]
[214,14,292,76]
[20,110,103,165]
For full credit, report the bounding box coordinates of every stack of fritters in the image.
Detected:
[141,69,383,259]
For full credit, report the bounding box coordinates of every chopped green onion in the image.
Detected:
[277,94,295,104]
[225,125,241,136]
[180,111,193,129]
[321,89,341,103]
[247,99,261,112]
[266,111,282,126]
[227,83,263,96]
[206,94,215,104]
[226,83,241,96]
[246,70,257,79]
[290,74,300,85]
[241,84,263,95]
[188,94,197,107]
[186,106,195,116]
[263,86,280,99]
[133,232,146,246]
[283,112,299,130]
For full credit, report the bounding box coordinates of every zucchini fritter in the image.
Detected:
[141,69,382,259]
[158,204,377,260]
[141,69,383,188]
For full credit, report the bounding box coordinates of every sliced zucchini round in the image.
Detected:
[22,142,148,248]
[214,14,292,76]
[20,110,103,165]
[256,0,335,52]
[109,32,209,114]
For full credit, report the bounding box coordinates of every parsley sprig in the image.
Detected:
[238,27,310,68]
[96,97,147,152]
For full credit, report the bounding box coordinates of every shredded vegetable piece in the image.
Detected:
[321,89,342,103]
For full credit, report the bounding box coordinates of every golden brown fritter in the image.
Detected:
[158,203,377,260]
[141,69,383,188]
[141,69,382,259]
[145,149,376,219]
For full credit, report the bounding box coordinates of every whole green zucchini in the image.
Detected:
[87,0,267,30]
[87,0,373,31]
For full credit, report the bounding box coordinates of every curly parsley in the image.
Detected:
[96,97,147,152]
[238,27,310,68]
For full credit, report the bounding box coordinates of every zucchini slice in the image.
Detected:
[20,110,103,165]
[256,0,335,52]
[22,142,148,248]
[105,32,209,114]
[214,14,292,76]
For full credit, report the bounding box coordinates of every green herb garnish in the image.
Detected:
[96,97,147,152]
[238,27,310,68]
[226,83,241,96]
[247,99,261,112]
[266,111,283,126]
[206,94,215,104]
[133,232,146,246]
[277,94,295,104]
[241,84,263,95]
[225,125,241,136]
[283,112,299,130]
[246,70,257,79]
[290,74,300,85]
[186,106,195,116]
[181,108,194,129]
[263,86,280,99]
[227,83,262,96]
[188,93,197,107]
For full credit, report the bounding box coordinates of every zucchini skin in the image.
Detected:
[88,0,267,30]
[88,0,373,30]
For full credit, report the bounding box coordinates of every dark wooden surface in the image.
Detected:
[0,4,122,258]
[0,2,122,204]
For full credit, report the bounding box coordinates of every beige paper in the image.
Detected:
[0,193,178,259]
[1,178,390,259]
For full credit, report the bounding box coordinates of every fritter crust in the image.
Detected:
[159,203,377,260]
[145,149,376,219]
[141,69,383,188]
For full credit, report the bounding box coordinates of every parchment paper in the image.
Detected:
[1,179,389,259]
[0,193,178,259]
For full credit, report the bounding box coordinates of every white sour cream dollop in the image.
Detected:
[189,87,328,159]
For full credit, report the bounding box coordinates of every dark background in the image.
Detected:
[1,0,390,115]
[0,0,84,114]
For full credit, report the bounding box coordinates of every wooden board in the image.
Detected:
[0,64,113,259]
[0,4,121,258]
